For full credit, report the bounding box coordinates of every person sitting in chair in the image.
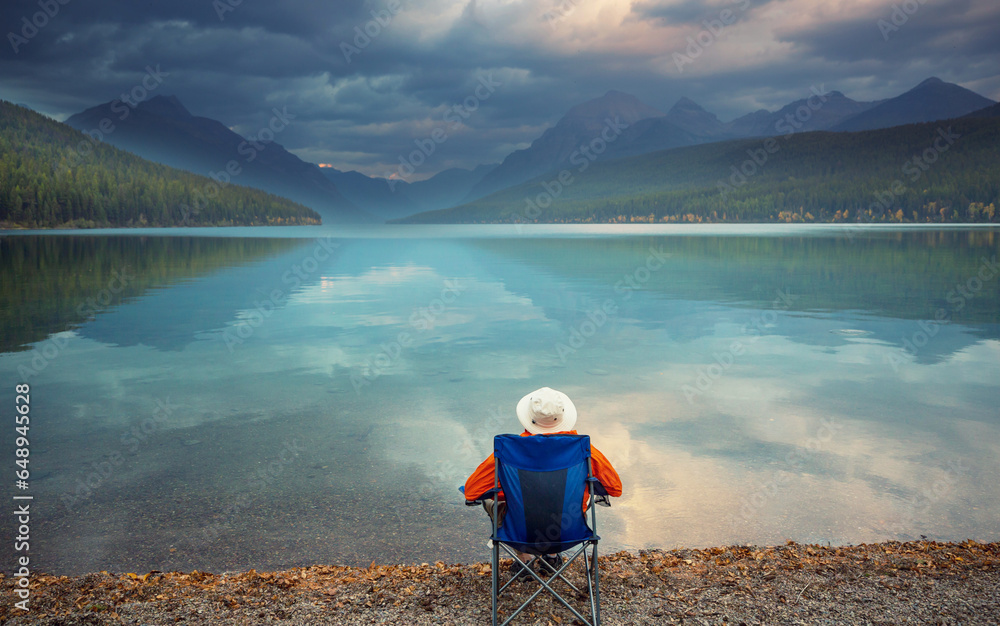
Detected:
[464,387,623,572]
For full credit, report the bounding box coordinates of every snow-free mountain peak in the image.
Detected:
[65,95,372,223]
[466,90,664,200]
[664,97,723,137]
[833,78,995,132]
[558,90,665,128]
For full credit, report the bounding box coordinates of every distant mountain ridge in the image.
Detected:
[664,97,725,137]
[466,90,664,201]
[66,96,374,223]
[832,77,995,131]
[59,77,997,223]
[965,102,1000,118]
[397,113,1000,225]
[735,90,882,136]
[321,163,497,220]
[462,77,992,205]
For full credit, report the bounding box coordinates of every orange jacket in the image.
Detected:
[464,430,622,509]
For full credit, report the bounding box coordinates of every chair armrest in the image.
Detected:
[585,478,611,507]
[459,485,496,506]
[587,477,610,497]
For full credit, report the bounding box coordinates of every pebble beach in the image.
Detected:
[3,540,998,625]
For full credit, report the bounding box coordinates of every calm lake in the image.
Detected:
[1,224,998,575]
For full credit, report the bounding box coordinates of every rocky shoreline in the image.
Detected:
[2,540,998,625]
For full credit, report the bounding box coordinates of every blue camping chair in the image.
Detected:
[463,434,603,625]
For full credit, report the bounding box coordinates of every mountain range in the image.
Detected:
[65,96,501,223]
[65,97,373,224]
[462,77,993,206]
[832,77,994,131]
[321,163,497,221]
[0,101,320,229]
[466,90,666,199]
[397,115,1000,225]
[57,77,996,224]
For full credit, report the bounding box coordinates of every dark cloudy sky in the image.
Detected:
[3,0,999,180]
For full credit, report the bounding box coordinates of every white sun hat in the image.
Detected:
[516,387,578,434]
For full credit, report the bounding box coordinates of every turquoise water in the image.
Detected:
[1,225,998,575]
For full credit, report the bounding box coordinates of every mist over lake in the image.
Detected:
[1,224,998,575]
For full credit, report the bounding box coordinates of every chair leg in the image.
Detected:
[500,543,597,626]
[591,542,601,625]
[492,541,499,626]
[499,554,538,595]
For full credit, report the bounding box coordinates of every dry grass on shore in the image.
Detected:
[2,540,998,625]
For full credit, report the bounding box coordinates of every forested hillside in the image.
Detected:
[0,102,321,228]
[65,95,372,223]
[398,116,1000,224]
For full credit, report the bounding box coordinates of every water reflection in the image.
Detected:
[0,228,997,575]
[0,236,311,352]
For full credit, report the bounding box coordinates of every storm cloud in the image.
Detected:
[2,0,998,179]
